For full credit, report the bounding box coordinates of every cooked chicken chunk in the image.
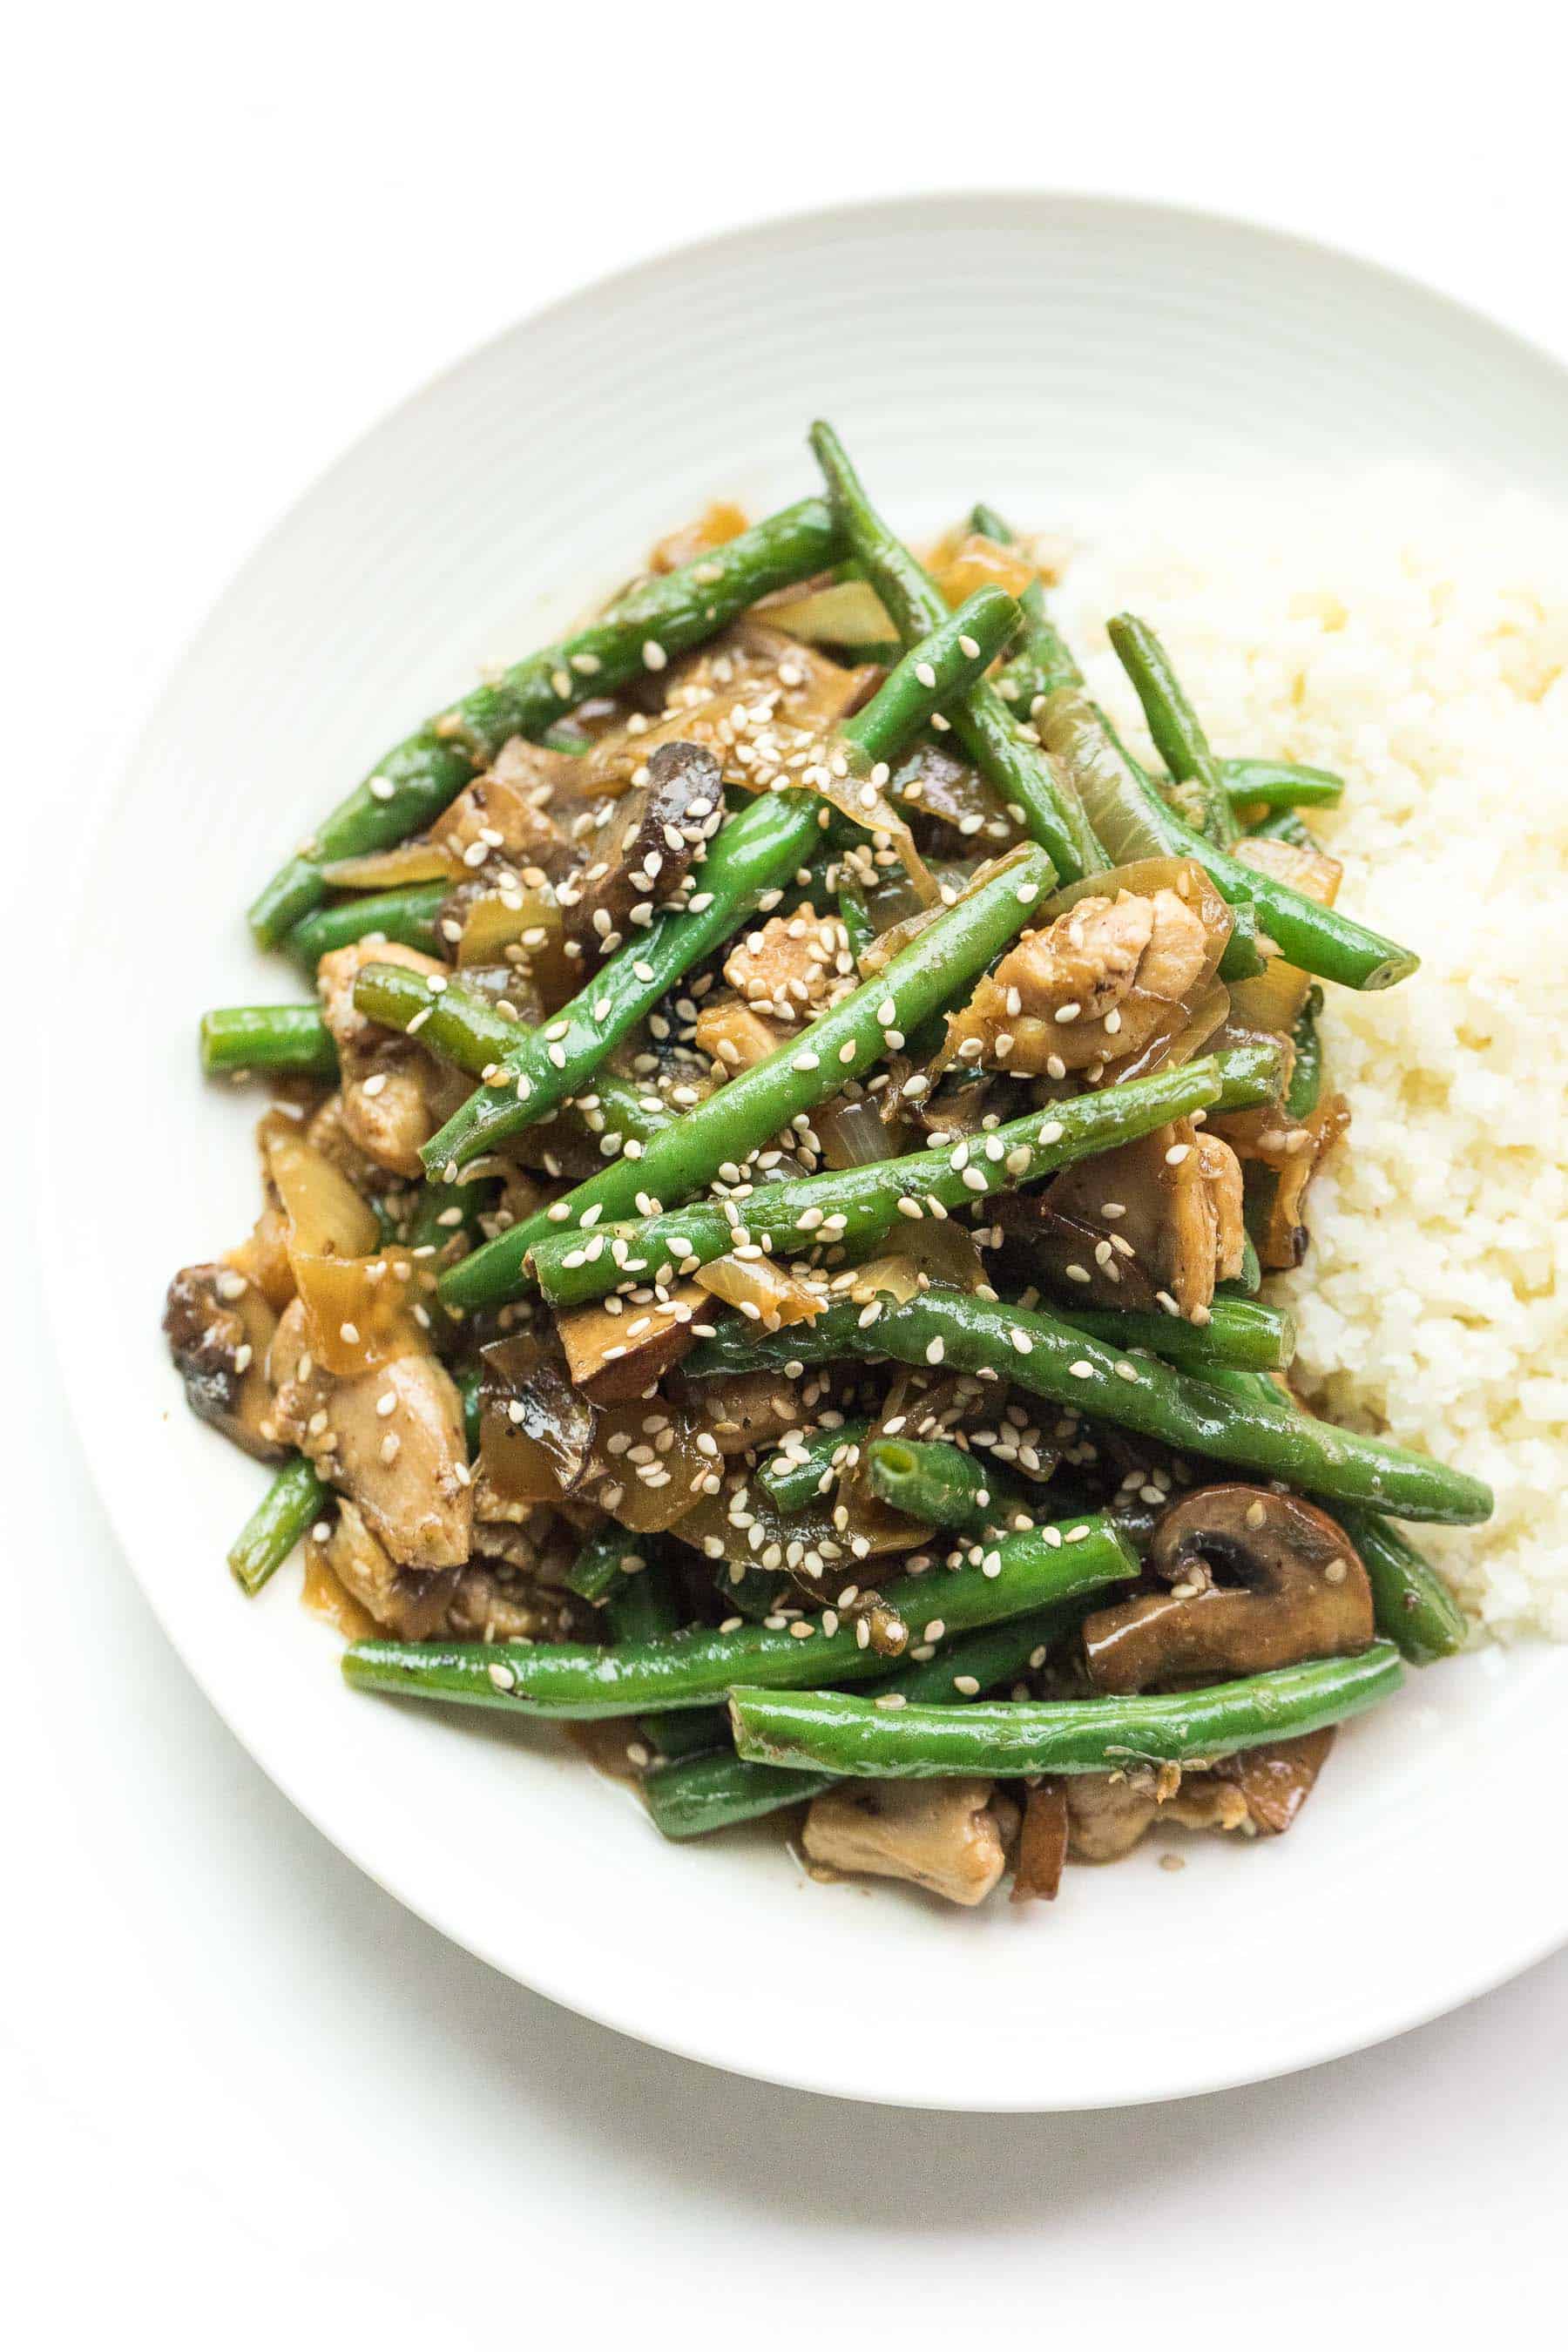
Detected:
[803,1778,1017,1907]
[694,997,788,1076]
[317,1497,456,1639]
[944,884,1211,1075]
[1064,1769,1251,1862]
[437,740,584,882]
[270,1299,470,1569]
[722,905,848,1028]
[315,938,449,1177]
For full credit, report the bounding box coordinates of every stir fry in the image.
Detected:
[170,422,1490,1910]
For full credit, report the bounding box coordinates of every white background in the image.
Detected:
[9,5,1566,2342]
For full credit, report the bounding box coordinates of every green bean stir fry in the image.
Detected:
[168,426,1488,1910]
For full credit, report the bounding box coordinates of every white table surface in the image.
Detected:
[10,8,1566,2340]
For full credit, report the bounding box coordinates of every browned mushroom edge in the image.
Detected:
[1081,1483,1375,1694]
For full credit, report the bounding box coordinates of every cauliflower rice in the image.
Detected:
[1055,470,1568,1642]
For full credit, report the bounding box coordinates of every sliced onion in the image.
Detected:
[763,578,893,646]
[696,1253,825,1328]
[319,841,461,890]
[1227,835,1343,1036]
[813,1094,900,1170]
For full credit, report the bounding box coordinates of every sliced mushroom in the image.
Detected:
[1216,1090,1350,1271]
[315,937,449,1177]
[802,1778,1017,1907]
[1210,1727,1336,1835]
[1083,1484,1375,1693]
[1028,1119,1246,1317]
[1010,1781,1070,1903]
[557,1281,706,1404]
[571,740,724,943]
[691,1371,803,1456]
[164,1262,287,1461]
[313,1496,457,1639]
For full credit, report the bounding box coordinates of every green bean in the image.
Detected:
[1197,1369,1469,1662]
[645,1707,732,1765]
[835,881,875,963]
[689,1288,1491,1524]
[644,1608,1071,1840]
[605,1558,684,1646]
[1249,808,1315,848]
[284,882,447,970]
[249,499,845,946]
[227,1456,329,1597]
[729,1644,1404,1778]
[1335,1505,1469,1665]
[341,1512,1138,1720]
[348,960,673,1161]
[1286,984,1325,1120]
[457,1368,482,1453]
[565,1524,656,1604]
[199,1004,339,1081]
[1038,688,1416,990]
[756,1418,873,1511]
[405,1176,492,1256]
[967,500,1084,709]
[862,1437,1039,1535]
[811,422,1107,884]
[1220,759,1343,812]
[418,591,1021,1181]
[527,1048,1240,1312]
[1052,1296,1297,1374]
[1108,612,1239,845]
[438,843,1056,1308]
[1218,900,1266,981]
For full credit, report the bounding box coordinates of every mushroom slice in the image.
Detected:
[163,1262,287,1461]
[802,1778,1016,1907]
[1031,1119,1245,1317]
[1211,1727,1336,1835]
[1083,1484,1375,1693]
[572,739,726,944]
[557,1281,706,1404]
[1010,1781,1070,1903]
[315,938,449,1178]
[312,1496,457,1639]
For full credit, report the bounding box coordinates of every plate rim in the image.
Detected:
[44,184,1568,2112]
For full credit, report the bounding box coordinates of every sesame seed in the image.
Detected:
[926,1338,945,1365]
[641,639,668,671]
[1068,1360,1093,1380]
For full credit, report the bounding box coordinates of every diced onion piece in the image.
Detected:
[318,841,462,889]
[764,578,894,646]
[1227,835,1344,1037]
[813,1094,899,1171]
[696,1253,825,1328]
[292,1247,428,1376]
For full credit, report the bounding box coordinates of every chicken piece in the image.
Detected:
[301,1091,388,1192]
[1213,1090,1351,1271]
[803,1778,1017,1907]
[583,625,876,798]
[556,1281,706,1405]
[270,1299,470,1569]
[722,904,848,1029]
[943,882,1213,1076]
[694,997,788,1076]
[164,1262,287,1461]
[316,1497,456,1639]
[1064,1769,1251,1862]
[436,740,584,882]
[1031,1119,1247,1318]
[315,938,449,1177]
[692,1372,803,1456]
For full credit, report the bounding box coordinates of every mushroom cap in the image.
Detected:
[1083,1483,1375,1693]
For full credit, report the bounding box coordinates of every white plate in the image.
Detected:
[48,193,1568,2111]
